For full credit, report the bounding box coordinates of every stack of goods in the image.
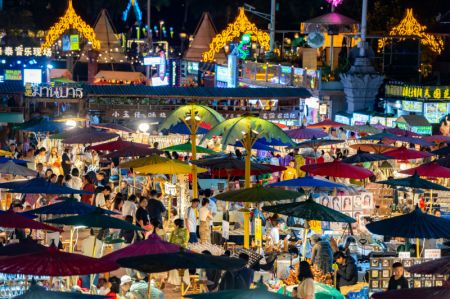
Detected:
[311,264,334,285]
[188,243,224,256]
[283,263,299,286]
[233,248,263,267]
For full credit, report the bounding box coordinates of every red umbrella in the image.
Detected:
[211,164,287,178]
[371,283,450,299]
[0,210,61,231]
[287,126,328,139]
[350,143,396,154]
[104,144,162,159]
[383,146,433,160]
[424,135,450,144]
[307,119,345,129]
[88,138,149,152]
[400,162,450,178]
[102,234,182,263]
[0,245,118,276]
[300,160,373,179]
[385,126,422,137]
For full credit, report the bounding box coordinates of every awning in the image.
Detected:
[94,71,146,83]
[0,112,24,124]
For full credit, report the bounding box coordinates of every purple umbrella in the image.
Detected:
[406,256,450,275]
[286,126,328,139]
[384,135,433,147]
[104,144,162,159]
[62,129,119,144]
[371,283,450,299]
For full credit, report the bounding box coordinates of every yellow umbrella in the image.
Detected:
[53,117,89,122]
[0,150,12,157]
[119,155,170,169]
[134,160,207,175]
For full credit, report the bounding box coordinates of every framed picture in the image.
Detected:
[342,197,352,211]
[435,274,444,279]
[413,280,422,288]
[371,280,380,289]
[353,196,362,209]
[435,280,444,287]
[331,196,342,211]
[370,259,380,268]
[403,259,413,268]
[424,280,433,288]
[381,280,389,289]
[362,193,373,209]
[382,259,391,268]
[404,271,411,278]
[382,270,391,278]
[414,272,422,278]
[371,270,379,279]
[321,196,333,209]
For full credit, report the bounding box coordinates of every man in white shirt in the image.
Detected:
[95,186,111,209]
[185,198,200,243]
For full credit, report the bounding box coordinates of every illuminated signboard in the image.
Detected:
[4,70,22,81]
[335,115,351,125]
[215,65,229,84]
[187,61,199,75]
[423,102,450,123]
[402,100,423,112]
[25,84,84,99]
[386,83,450,100]
[23,69,42,85]
[352,113,370,125]
[0,46,52,57]
[143,56,162,66]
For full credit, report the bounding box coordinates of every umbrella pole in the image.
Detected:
[429,189,433,214]
[90,235,98,292]
[190,109,199,198]
[243,132,252,249]
[147,274,152,299]
[416,238,420,258]
[179,269,185,298]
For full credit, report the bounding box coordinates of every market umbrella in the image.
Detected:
[406,256,450,275]
[232,141,278,152]
[268,176,348,189]
[291,138,344,150]
[0,157,29,166]
[88,138,149,152]
[0,238,47,256]
[13,284,109,299]
[22,121,64,133]
[263,198,356,223]
[383,146,433,160]
[103,145,162,159]
[385,126,421,137]
[102,234,182,262]
[341,152,391,163]
[350,143,396,153]
[191,154,269,172]
[187,288,292,299]
[160,104,225,198]
[91,123,134,134]
[0,245,118,276]
[359,130,397,141]
[286,125,328,139]
[0,210,61,231]
[27,198,116,216]
[45,209,143,231]
[307,119,345,129]
[161,122,210,135]
[376,173,450,192]
[201,115,295,248]
[0,149,12,157]
[54,117,89,123]
[134,159,207,175]
[343,124,381,134]
[0,177,93,194]
[162,141,216,154]
[399,162,450,178]
[211,164,286,178]
[301,160,374,179]
[432,144,450,156]
[117,250,246,273]
[62,129,119,144]
[424,135,450,144]
[314,282,346,299]
[119,155,168,169]
[435,156,450,167]
[366,206,450,239]
[371,283,450,299]
[0,160,38,177]
[214,185,302,203]
[384,135,433,147]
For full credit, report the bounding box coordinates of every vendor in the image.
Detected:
[333,251,357,290]
[387,262,409,291]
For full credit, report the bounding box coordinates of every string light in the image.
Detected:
[378,8,444,55]
[41,0,100,50]
[202,7,270,62]
[326,0,343,7]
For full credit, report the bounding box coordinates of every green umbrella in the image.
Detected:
[343,124,381,134]
[45,209,143,231]
[51,77,75,83]
[162,141,216,154]
[187,287,292,299]
[376,173,450,191]
[263,198,356,223]
[202,115,294,249]
[215,185,302,203]
[160,104,225,198]
[314,282,345,299]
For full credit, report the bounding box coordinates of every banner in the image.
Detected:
[254,218,262,246]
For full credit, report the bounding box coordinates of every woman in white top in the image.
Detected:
[47,147,61,175]
[297,261,315,299]
[198,198,212,243]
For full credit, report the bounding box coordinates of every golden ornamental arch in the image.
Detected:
[202,7,270,62]
[378,8,444,55]
[41,0,100,50]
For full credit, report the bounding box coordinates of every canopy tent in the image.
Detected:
[93,71,146,84]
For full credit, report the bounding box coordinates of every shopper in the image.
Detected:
[333,251,357,290]
[199,198,212,243]
[297,261,315,299]
[185,198,199,243]
[169,219,189,248]
[147,190,166,226]
[310,234,333,273]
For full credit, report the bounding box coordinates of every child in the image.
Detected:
[387,262,409,291]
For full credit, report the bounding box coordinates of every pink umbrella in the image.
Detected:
[385,126,422,137]
[88,138,149,152]
[383,146,433,160]
[287,125,328,139]
[102,234,182,263]
[307,119,345,129]
[400,162,450,178]
[104,144,163,159]
[300,160,373,179]
[0,210,61,232]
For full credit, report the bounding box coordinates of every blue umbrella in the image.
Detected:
[366,206,450,239]
[13,284,109,299]
[27,198,116,216]
[342,152,391,163]
[161,122,209,135]
[359,131,397,141]
[233,141,278,152]
[432,144,450,156]
[0,178,93,194]
[0,157,28,166]
[23,121,64,133]
[258,136,293,147]
[268,176,347,189]
[385,135,433,147]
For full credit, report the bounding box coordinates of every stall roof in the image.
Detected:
[85,85,312,99]
[396,115,431,127]
[94,71,146,83]
[0,82,24,94]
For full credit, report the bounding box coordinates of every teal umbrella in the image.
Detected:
[214,185,302,203]
[314,282,345,299]
[187,287,292,299]
[162,141,216,154]
[376,173,450,191]
[263,198,356,223]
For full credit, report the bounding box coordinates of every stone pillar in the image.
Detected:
[340,57,384,114]
[87,50,99,83]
